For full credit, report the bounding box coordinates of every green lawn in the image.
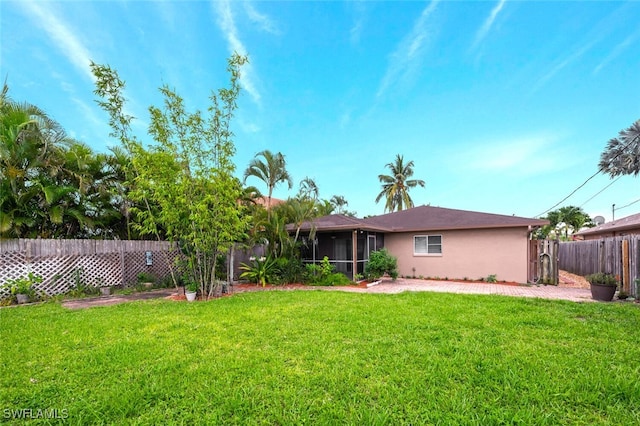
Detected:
[1,291,639,425]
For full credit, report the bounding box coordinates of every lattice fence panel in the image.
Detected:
[0,251,28,299]
[30,255,85,297]
[77,253,123,288]
[1,239,182,300]
[123,250,184,286]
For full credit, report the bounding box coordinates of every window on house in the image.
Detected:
[414,235,442,255]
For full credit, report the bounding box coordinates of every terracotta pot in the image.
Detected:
[590,283,616,301]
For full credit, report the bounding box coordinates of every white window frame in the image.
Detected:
[414,235,442,256]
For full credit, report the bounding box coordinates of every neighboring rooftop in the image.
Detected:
[251,196,285,209]
[576,212,640,237]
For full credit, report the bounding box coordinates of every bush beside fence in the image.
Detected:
[0,239,181,300]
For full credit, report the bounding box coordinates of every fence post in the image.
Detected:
[598,240,605,273]
[120,241,126,286]
[622,239,630,293]
[552,239,559,285]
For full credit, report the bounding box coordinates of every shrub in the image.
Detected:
[137,272,156,283]
[585,273,618,287]
[273,257,304,284]
[364,249,398,281]
[2,272,42,302]
[486,274,498,283]
[239,257,279,287]
[303,257,351,286]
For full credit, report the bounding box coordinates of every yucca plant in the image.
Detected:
[239,256,278,287]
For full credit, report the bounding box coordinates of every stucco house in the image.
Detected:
[574,212,640,240]
[291,205,548,283]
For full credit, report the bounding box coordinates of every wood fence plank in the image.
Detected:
[0,239,182,299]
[559,235,640,297]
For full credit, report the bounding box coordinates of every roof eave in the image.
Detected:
[387,222,548,233]
[578,224,640,236]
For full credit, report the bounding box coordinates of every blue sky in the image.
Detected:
[2,0,639,222]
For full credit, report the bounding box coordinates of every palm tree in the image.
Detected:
[0,84,127,238]
[0,84,66,237]
[375,154,425,213]
[243,150,293,214]
[539,206,593,240]
[330,195,348,214]
[297,176,319,200]
[599,119,640,177]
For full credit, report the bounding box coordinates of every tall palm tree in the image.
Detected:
[330,195,348,214]
[599,119,640,177]
[375,154,425,213]
[297,176,319,200]
[243,150,293,214]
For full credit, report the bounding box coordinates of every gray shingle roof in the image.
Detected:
[362,205,548,232]
[290,206,547,233]
[289,214,389,232]
[576,212,640,236]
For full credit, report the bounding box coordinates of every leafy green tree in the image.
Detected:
[92,54,250,299]
[0,84,126,238]
[243,150,293,214]
[599,119,640,177]
[537,206,594,240]
[375,154,425,213]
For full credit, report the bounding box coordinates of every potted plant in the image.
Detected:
[586,272,618,302]
[185,281,198,302]
[3,273,42,304]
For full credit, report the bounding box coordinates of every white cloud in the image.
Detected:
[593,30,640,75]
[349,0,367,45]
[376,0,439,99]
[154,0,177,32]
[243,2,280,35]
[470,0,506,51]
[530,40,596,94]
[461,135,569,176]
[20,0,95,82]
[215,0,262,106]
[339,110,352,129]
[238,116,261,134]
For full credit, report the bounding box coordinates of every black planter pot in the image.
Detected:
[590,283,617,301]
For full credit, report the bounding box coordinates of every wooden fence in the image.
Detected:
[559,235,640,296]
[0,239,182,300]
[529,240,559,285]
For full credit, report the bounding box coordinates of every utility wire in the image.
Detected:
[536,130,640,218]
[536,169,602,217]
[579,176,621,208]
[614,197,640,212]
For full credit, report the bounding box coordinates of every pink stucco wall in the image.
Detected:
[383,227,531,283]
